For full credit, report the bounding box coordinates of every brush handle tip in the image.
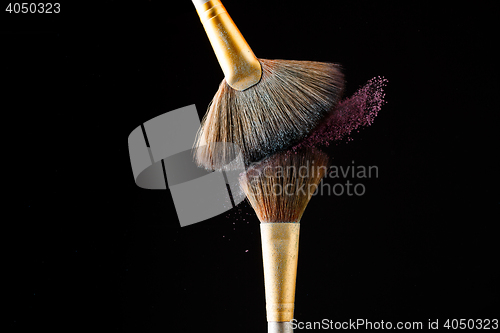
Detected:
[191,0,211,10]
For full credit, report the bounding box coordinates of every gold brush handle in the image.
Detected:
[192,0,262,91]
[260,222,300,333]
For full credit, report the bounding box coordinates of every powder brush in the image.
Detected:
[239,148,329,332]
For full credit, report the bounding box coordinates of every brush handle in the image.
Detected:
[269,321,293,333]
[191,0,211,7]
[260,222,300,328]
[191,0,262,91]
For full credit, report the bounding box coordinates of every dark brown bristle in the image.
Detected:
[239,148,329,223]
[194,59,344,170]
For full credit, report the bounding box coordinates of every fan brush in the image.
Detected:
[191,0,344,170]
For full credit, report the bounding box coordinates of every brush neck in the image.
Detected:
[260,222,300,323]
[192,0,262,91]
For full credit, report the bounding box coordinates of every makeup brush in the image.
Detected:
[191,0,344,170]
[239,148,329,333]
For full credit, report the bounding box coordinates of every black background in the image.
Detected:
[4,1,498,332]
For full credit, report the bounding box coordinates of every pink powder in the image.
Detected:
[292,76,388,150]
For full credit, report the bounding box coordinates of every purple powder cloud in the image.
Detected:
[292,76,388,150]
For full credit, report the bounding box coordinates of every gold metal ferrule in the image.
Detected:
[195,0,262,91]
[260,222,300,322]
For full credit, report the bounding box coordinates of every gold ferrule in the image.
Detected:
[195,0,262,91]
[260,222,300,322]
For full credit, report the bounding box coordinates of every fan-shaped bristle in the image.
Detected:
[239,148,329,223]
[194,59,344,170]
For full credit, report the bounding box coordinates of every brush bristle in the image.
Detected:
[194,59,344,170]
[239,148,329,223]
